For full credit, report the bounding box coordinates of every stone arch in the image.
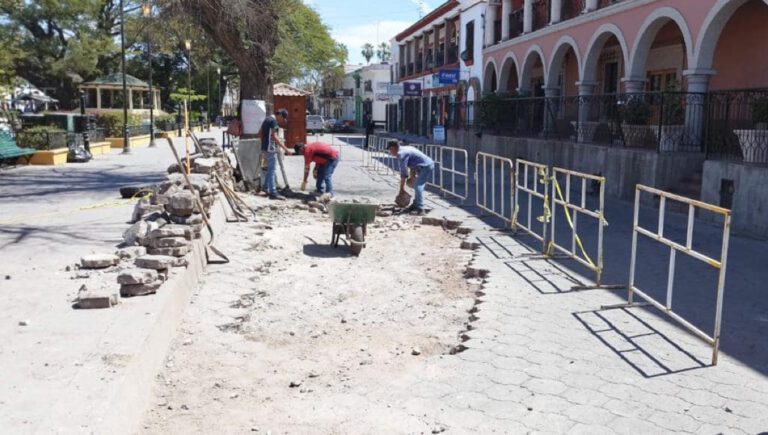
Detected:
[693,0,766,70]
[627,7,694,81]
[519,44,547,94]
[581,24,630,84]
[498,52,520,93]
[483,59,498,94]
[468,77,482,100]
[545,36,582,90]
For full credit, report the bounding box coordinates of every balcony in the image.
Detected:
[399,65,406,80]
[416,59,423,74]
[426,52,434,70]
[407,63,415,76]
[436,50,445,67]
[532,0,549,32]
[562,0,585,21]
[509,9,524,40]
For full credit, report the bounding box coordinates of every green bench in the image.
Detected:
[0,132,36,164]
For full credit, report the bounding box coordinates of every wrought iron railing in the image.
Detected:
[416,59,423,74]
[563,0,585,20]
[509,9,524,39]
[447,46,458,64]
[407,63,414,76]
[399,65,406,80]
[532,0,549,32]
[706,89,768,163]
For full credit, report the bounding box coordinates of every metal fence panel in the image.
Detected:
[475,152,515,226]
[549,167,607,285]
[439,146,468,201]
[616,184,731,365]
[514,159,550,252]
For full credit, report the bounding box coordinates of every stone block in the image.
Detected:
[456,227,473,235]
[166,191,196,217]
[117,268,158,285]
[192,158,218,174]
[135,255,175,270]
[147,246,190,257]
[460,241,481,250]
[148,225,192,240]
[115,246,147,260]
[120,282,162,297]
[81,254,120,269]
[169,213,204,226]
[149,237,188,248]
[76,292,118,309]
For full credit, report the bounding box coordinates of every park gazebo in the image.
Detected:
[79,73,160,112]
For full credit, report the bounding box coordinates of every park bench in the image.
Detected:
[0,131,36,165]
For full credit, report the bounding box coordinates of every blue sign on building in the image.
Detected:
[438,69,460,85]
[404,82,422,96]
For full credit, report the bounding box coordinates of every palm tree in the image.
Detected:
[376,42,391,62]
[361,43,374,64]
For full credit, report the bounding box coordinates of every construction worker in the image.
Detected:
[260,108,292,200]
[387,140,433,215]
[294,142,340,197]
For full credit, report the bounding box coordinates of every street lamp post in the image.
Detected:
[120,0,130,154]
[142,1,156,147]
[79,90,90,153]
[217,67,222,125]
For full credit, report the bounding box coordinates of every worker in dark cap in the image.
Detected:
[260,108,292,200]
[294,142,340,197]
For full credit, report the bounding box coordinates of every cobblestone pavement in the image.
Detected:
[146,138,768,434]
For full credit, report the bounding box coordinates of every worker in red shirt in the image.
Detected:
[294,142,340,197]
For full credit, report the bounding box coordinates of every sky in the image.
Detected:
[305,0,434,66]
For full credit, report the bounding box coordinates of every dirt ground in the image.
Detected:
[141,197,475,434]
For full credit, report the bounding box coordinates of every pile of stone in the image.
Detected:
[75,140,237,308]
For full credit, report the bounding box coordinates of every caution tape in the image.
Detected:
[543,174,599,271]
[0,190,153,226]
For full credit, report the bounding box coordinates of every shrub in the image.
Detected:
[94,112,142,137]
[620,98,651,125]
[752,98,768,126]
[16,125,67,150]
[154,114,177,131]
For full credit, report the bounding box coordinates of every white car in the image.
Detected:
[306,115,325,134]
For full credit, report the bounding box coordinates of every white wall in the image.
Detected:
[460,0,486,100]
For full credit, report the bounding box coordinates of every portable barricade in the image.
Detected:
[424,145,443,189]
[548,167,608,286]
[513,159,550,252]
[608,185,732,365]
[475,152,515,227]
[439,146,469,202]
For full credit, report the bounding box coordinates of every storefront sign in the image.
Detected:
[387,84,404,96]
[433,125,445,143]
[403,82,422,97]
[439,69,460,85]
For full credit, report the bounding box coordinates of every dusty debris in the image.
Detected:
[460,241,480,250]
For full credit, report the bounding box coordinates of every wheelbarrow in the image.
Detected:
[328,202,378,256]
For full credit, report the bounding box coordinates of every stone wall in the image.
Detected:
[448,129,705,203]
[702,160,768,239]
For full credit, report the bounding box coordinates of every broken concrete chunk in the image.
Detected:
[166,191,196,217]
[115,246,147,260]
[464,267,490,279]
[147,246,190,257]
[135,255,175,270]
[169,213,204,226]
[122,221,149,246]
[76,292,119,309]
[120,282,162,297]
[149,237,189,249]
[456,227,473,235]
[117,268,158,285]
[186,174,213,193]
[81,254,120,269]
[192,158,218,174]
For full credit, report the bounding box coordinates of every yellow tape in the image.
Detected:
[0,190,153,225]
[548,176,598,270]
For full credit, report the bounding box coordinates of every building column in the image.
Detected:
[683,69,714,148]
[550,0,562,25]
[576,82,597,142]
[128,89,134,110]
[543,87,560,135]
[485,4,497,46]
[501,0,512,41]
[622,77,646,94]
[524,0,533,34]
[96,88,102,109]
[584,0,598,13]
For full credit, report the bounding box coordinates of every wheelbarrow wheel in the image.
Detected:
[350,225,365,256]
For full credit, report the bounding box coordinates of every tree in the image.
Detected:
[361,43,374,64]
[376,42,390,63]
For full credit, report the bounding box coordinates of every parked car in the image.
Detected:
[324,118,337,130]
[307,115,325,134]
[330,120,353,133]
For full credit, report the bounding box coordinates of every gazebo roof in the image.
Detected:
[82,73,149,88]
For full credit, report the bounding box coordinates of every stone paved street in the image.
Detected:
[142,138,768,434]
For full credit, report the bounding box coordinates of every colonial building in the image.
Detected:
[338,63,391,127]
[391,0,488,137]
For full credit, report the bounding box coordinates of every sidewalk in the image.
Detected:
[0,129,223,433]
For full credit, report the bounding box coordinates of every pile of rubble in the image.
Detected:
[75,140,236,309]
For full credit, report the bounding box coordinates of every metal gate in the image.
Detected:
[439,146,469,201]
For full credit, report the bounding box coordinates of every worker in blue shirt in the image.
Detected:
[387,140,434,215]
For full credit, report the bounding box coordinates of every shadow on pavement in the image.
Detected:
[302,243,353,259]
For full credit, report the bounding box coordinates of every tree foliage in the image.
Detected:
[376,42,390,63]
[361,43,374,64]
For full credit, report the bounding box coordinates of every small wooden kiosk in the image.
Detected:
[273,83,309,147]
